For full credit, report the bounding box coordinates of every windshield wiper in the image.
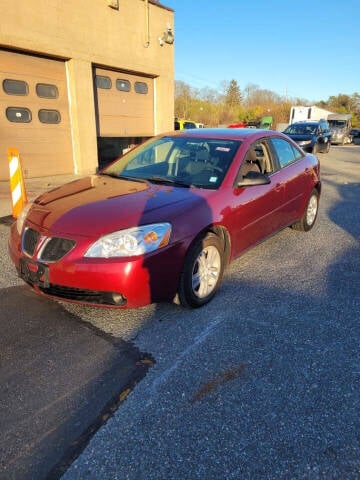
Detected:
[100,172,148,183]
[145,176,193,188]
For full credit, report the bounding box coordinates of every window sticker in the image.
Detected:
[209,176,218,183]
[216,147,230,152]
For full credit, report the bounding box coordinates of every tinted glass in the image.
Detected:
[38,109,61,124]
[271,137,300,167]
[284,124,317,135]
[95,75,112,89]
[6,107,32,123]
[116,79,131,92]
[134,81,148,94]
[3,79,28,96]
[183,122,196,129]
[104,136,241,190]
[36,83,59,98]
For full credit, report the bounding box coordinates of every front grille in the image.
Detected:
[22,228,76,261]
[40,237,76,262]
[22,228,39,256]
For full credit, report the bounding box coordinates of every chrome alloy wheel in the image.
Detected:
[306,194,318,226]
[191,245,221,298]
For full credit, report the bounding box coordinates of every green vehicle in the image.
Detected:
[260,116,273,129]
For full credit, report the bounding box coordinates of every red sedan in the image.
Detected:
[9,129,321,308]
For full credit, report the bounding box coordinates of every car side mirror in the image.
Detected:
[237,171,271,187]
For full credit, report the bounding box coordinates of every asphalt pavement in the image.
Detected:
[0,287,151,480]
[0,147,359,479]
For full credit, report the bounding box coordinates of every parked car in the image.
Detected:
[260,115,273,129]
[349,128,360,145]
[228,122,247,128]
[174,118,197,130]
[9,129,321,309]
[283,120,331,154]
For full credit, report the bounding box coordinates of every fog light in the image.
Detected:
[111,292,126,306]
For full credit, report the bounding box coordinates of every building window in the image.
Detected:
[6,107,32,123]
[134,81,148,94]
[116,79,131,92]
[95,75,112,89]
[3,79,29,96]
[38,109,61,124]
[36,83,59,99]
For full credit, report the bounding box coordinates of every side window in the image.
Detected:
[95,75,112,89]
[3,79,28,96]
[36,83,59,99]
[116,79,131,92]
[134,81,148,94]
[38,109,61,124]
[6,107,32,123]
[238,140,274,180]
[271,137,302,168]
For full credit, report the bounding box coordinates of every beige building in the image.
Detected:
[0,0,174,180]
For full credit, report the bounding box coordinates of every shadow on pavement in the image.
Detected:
[0,285,153,480]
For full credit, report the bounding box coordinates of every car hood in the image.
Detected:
[28,175,206,236]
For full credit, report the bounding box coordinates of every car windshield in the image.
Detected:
[284,124,317,135]
[102,136,241,189]
[328,120,346,128]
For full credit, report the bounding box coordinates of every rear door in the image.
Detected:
[269,137,312,223]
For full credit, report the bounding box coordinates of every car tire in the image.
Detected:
[320,140,330,154]
[292,189,319,232]
[178,233,224,308]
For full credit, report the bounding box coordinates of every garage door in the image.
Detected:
[94,67,154,137]
[0,50,73,180]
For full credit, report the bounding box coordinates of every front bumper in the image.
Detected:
[330,133,345,145]
[9,223,183,308]
[295,140,314,152]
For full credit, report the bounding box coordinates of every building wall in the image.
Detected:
[0,0,174,179]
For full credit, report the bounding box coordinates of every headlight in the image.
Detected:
[16,202,33,234]
[84,223,172,258]
[299,140,311,146]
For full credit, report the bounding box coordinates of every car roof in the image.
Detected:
[170,127,278,141]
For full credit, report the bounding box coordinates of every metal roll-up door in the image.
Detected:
[94,67,154,137]
[0,50,73,180]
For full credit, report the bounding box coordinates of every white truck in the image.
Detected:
[289,105,334,124]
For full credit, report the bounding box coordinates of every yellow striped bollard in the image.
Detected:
[7,147,28,218]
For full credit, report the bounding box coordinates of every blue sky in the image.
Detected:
[164,0,360,102]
